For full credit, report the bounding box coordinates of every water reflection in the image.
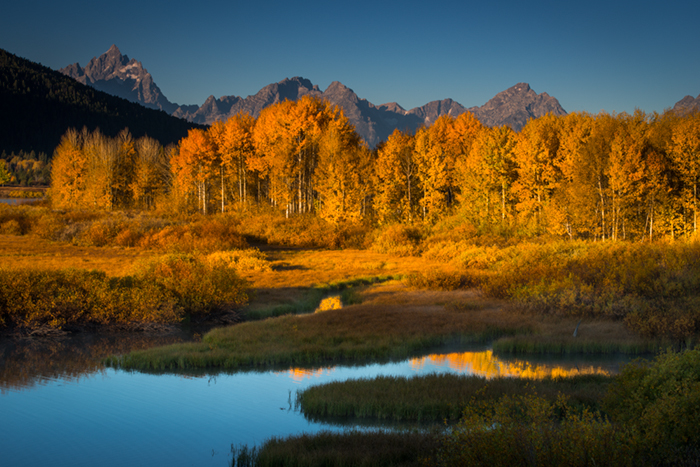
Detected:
[277,350,620,383]
[1,337,633,467]
[282,366,337,382]
[314,295,342,313]
[0,198,42,205]
[409,350,616,379]
[0,331,193,393]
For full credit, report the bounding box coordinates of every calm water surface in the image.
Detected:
[0,198,41,205]
[0,333,631,467]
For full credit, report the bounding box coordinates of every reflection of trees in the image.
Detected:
[278,351,614,384]
[278,367,336,382]
[409,351,612,379]
[0,332,191,393]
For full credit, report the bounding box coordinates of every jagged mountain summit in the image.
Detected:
[0,47,200,155]
[673,93,700,115]
[60,45,178,113]
[59,46,568,146]
[468,83,566,129]
[172,77,323,123]
[170,79,567,146]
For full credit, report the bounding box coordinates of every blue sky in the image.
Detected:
[1,0,698,115]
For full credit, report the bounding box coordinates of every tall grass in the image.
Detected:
[244,276,395,321]
[296,373,611,423]
[230,430,439,467]
[433,393,639,467]
[109,298,525,371]
[492,336,668,355]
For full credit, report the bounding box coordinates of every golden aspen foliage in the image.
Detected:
[512,114,564,234]
[132,136,169,210]
[288,96,328,215]
[50,127,135,210]
[210,113,255,211]
[606,112,650,240]
[0,160,11,186]
[557,113,619,239]
[171,128,218,214]
[671,112,700,236]
[49,127,88,208]
[315,109,369,224]
[252,100,297,212]
[456,125,517,230]
[415,116,457,223]
[374,129,418,224]
[445,111,483,159]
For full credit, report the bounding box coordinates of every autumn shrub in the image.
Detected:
[0,253,249,329]
[0,268,181,328]
[0,219,22,235]
[0,203,34,234]
[405,270,478,291]
[78,219,120,246]
[327,221,372,249]
[433,394,638,467]
[137,217,247,252]
[371,223,424,256]
[231,209,355,248]
[32,212,65,239]
[204,249,271,272]
[114,226,144,247]
[447,240,700,339]
[603,348,700,464]
[6,190,43,198]
[131,254,249,316]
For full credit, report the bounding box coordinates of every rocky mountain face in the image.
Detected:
[468,83,567,128]
[673,94,700,115]
[0,47,201,156]
[172,77,322,123]
[60,45,178,113]
[59,46,568,146]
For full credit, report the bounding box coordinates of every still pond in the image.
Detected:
[0,331,630,467]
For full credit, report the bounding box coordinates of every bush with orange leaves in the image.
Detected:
[0,254,248,330]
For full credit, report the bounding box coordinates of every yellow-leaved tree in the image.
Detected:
[374,129,418,224]
[171,128,218,214]
[315,108,370,223]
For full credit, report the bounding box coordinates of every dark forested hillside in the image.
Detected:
[0,48,203,156]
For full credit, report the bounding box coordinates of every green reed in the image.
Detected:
[296,373,611,423]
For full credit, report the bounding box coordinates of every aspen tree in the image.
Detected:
[375,129,417,223]
[50,128,87,208]
[512,114,564,234]
[316,110,368,223]
[172,128,218,214]
[671,113,700,236]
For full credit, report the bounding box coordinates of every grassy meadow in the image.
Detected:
[3,204,700,464]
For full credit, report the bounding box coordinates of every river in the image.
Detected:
[0,198,42,206]
[0,331,631,467]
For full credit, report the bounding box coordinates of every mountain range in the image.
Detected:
[60,46,568,146]
[0,47,201,156]
[673,93,700,115]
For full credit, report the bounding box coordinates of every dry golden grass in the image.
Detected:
[0,234,154,276]
[0,232,660,353]
[241,248,443,288]
[357,282,653,351]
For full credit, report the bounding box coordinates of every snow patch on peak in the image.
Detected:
[120,63,140,72]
